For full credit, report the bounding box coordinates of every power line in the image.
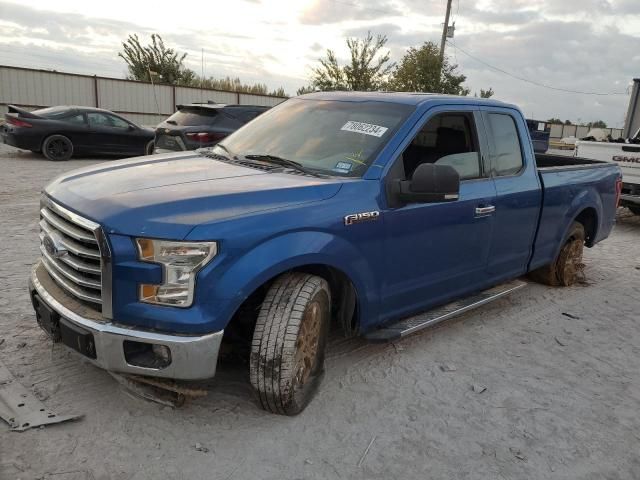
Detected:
[446,40,629,96]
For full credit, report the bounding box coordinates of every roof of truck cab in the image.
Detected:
[298,91,518,109]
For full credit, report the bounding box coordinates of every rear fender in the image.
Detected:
[552,189,602,259]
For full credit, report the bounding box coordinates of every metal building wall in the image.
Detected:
[0,65,288,127]
[0,66,94,108]
[175,86,237,105]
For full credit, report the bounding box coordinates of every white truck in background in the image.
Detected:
[575,128,640,215]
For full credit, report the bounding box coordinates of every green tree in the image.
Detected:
[118,34,195,85]
[308,32,394,91]
[296,85,316,95]
[195,76,286,96]
[564,120,572,125]
[547,118,563,124]
[587,120,607,128]
[388,41,470,96]
[477,88,494,98]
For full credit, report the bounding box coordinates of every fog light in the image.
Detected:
[123,341,172,369]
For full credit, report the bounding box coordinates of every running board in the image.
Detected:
[364,279,527,343]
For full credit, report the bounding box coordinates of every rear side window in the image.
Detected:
[231,109,265,123]
[166,108,219,126]
[486,113,524,176]
[65,114,85,125]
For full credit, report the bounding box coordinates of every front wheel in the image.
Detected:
[250,272,331,415]
[529,222,585,286]
[42,135,73,161]
[145,140,155,155]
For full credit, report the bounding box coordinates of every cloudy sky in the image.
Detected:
[0,0,638,126]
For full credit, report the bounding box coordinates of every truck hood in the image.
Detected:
[45,152,343,239]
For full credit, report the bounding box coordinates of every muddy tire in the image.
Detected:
[250,272,331,415]
[529,222,585,286]
[42,134,73,161]
[628,206,640,216]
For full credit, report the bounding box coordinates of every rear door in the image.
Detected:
[480,108,542,281]
[381,106,497,321]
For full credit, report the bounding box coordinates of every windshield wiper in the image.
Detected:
[243,154,325,178]
[215,143,234,157]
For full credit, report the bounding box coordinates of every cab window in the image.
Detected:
[486,113,524,176]
[401,112,483,181]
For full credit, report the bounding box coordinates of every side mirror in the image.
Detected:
[395,163,460,204]
[128,124,136,131]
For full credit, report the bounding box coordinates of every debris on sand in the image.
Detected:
[357,436,377,467]
[554,337,567,347]
[509,447,527,462]
[562,312,580,320]
[472,384,487,394]
[439,363,457,372]
[194,443,209,453]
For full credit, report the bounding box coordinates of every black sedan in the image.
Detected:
[154,103,269,153]
[1,105,155,161]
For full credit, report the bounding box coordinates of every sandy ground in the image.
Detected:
[0,144,639,480]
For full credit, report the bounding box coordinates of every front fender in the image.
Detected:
[196,230,380,331]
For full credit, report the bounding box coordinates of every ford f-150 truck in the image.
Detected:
[28,92,621,415]
[575,127,640,214]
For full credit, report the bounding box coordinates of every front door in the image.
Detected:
[381,108,497,322]
[87,112,137,154]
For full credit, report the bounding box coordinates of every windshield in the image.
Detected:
[214,98,414,177]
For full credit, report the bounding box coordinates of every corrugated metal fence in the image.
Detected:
[0,65,287,126]
[548,123,624,141]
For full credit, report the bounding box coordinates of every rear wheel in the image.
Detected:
[529,222,585,286]
[42,135,73,161]
[628,205,640,216]
[250,272,331,415]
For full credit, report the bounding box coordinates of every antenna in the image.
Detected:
[201,48,204,104]
[148,65,161,119]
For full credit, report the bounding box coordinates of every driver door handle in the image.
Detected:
[475,205,496,217]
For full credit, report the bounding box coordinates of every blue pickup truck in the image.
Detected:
[29,92,621,414]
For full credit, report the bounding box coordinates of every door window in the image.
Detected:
[88,112,129,129]
[401,113,483,180]
[486,113,524,176]
[65,113,86,125]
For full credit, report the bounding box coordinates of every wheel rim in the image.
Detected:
[47,139,69,160]
[559,238,583,284]
[293,300,323,386]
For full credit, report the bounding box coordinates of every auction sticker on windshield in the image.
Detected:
[341,121,388,137]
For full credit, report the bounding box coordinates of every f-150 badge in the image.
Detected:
[344,211,380,226]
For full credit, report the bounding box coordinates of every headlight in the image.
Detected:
[135,238,217,307]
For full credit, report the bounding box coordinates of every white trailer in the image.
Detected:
[575,129,640,214]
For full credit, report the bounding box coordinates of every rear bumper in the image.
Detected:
[621,182,640,206]
[1,129,41,151]
[29,263,223,380]
[621,194,640,206]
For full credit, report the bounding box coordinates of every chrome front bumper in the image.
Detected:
[29,264,223,380]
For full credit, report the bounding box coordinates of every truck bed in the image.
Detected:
[529,153,620,273]
[535,153,609,170]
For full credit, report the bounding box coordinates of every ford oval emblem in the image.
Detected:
[43,232,68,258]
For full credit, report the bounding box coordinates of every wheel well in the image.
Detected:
[574,208,598,246]
[221,265,360,355]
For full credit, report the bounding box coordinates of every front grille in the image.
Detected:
[39,199,102,309]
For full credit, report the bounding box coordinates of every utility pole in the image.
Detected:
[439,0,453,65]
